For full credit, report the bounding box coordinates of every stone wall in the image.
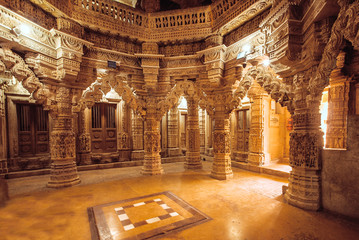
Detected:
[322,115,359,219]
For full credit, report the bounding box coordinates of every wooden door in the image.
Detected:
[91,103,117,153]
[237,109,250,153]
[17,104,49,156]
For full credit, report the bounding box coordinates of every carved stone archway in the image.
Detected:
[158,80,211,169]
[0,47,49,175]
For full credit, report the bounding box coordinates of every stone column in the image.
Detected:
[211,105,233,180]
[48,87,80,188]
[205,113,213,156]
[167,106,181,157]
[284,74,323,210]
[199,108,206,154]
[77,108,91,165]
[185,98,202,169]
[141,113,163,175]
[248,81,269,166]
[118,102,131,161]
[131,110,144,161]
[325,52,350,149]
[0,83,8,173]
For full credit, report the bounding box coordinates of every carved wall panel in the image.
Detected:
[325,52,350,149]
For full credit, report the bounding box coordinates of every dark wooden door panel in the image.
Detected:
[91,103,117,153]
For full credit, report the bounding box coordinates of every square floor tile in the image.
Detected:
[88,191,211,240]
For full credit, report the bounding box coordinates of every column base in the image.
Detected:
[248,153,265,166]
[185,152,202,169]
[284,168,321,211]
[141,155,164,175]
[140,167,164,175]
[167,148,182,157]
[77,153,91,165]
[210,170,233,180]
[184,162,202,169]
[131,150,144,161]
[0,158,8,174]
[47,159,81,188]
[47,178,81,188]
[211,154,233,180]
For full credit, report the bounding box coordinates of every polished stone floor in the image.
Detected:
[1,162,359,240]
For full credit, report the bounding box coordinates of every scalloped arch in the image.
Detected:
[0,47,48,102]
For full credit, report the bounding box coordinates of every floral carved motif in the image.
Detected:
[289,131,322,169]
[144,131,160,154]
[50,132,76,159]
[78,133,91,152]
[213,132,230,154]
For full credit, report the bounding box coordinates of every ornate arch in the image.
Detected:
[81,70,146,116]
[0,47,48,102]
[309,0,359,98]
[236,64,293,112]
[157,80,213,116]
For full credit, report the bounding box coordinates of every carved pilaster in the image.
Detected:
[326,52,350,149]
[248,81,269,166]
[211,105,233,180]
[199,108,206,154]
[0,83,8,173]
[141,114,163,175]
[185,98,202,169]
[131,110,144,161]
[284,78,323,210]
[118,102,131,161]
[48,87,80,188]
[167,106,181,157]
[77,108,91,165]
[205,113,214,156]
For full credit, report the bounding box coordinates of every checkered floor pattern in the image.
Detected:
[114,198,179,231]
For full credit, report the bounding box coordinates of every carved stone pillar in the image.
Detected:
[77,108,91,165]
[141,114,163,175]
[167,106,181,157]
[185,98,202,169]
[326,52,350,149]
[118,102,131,161]
[199,108,206,154]
[0,83,7,173]
[211,105,233,180]
[131,110,144,161]
[285,75,323,210]
[248,81,269,166]
[205,114,214,156]
[48,87,80,188]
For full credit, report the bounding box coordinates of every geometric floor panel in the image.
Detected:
[88,191,212,240]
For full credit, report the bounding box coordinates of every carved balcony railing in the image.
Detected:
[1,0,272,43]
[79,0,146,27]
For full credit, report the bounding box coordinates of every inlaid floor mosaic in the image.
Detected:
[88,191,211,240]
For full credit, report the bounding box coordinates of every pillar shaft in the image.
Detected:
[141,115,163,175]
[285,97,323,210]
[326,52,350,149]
[48,88,80,187]
[167,106,181,157]
[211,107,233,180]
[77,109,91,165]
[185,98,202,169]
[131,110,144,161]
[0,85,7,173]
[248,82,269,166]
